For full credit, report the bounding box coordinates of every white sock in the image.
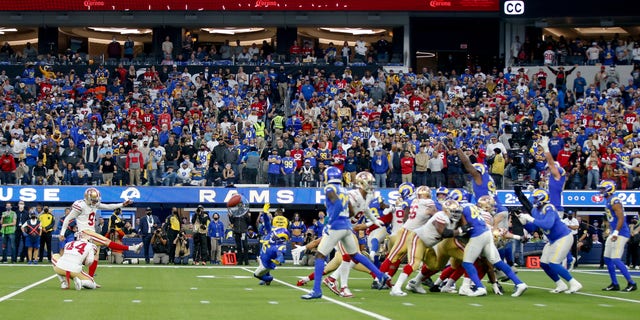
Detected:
[329,265,341,280]
[555,280,565,287]
[393,273,409,291]
[57,275,66,284]
[569,278,580,286]
[411,273,424,284]
[461,277,471,288]
[445,278,456,288]
[339,261,351,288]
[433,278,443,286]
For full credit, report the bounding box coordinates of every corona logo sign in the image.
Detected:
[83,0,105,8]
[429,1,452,7]
[255,0,278,7]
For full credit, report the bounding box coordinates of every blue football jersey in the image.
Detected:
[528,204,571,243]
[548,168,567,212]
[462,203,488,237]
[604,196,630,238]
[325,184,351,230]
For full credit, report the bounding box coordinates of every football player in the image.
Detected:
[375,182,415,288]
[253,203,290,285]
[51,232,98,290]
[301,167,389,300]
[390,199,468,296]
[518,189,583,293]
[596,181,637,292]
[457,191,528,297]
[58,188,142,278]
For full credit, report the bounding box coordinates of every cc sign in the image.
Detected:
[504,0,524,15]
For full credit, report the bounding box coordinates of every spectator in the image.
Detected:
[1,147,17,184]
[22,42,37,62]
[125,142,144,186]
[371,148,389,188]
[99,151,117,186]
[14,201,30,262]
[428,149,445,188]
[162,36,174,60]
[123,36,135,59]
[400,150,415,184]
[267,149,282,186]
[138,207,160,264]
[107,37,122,59]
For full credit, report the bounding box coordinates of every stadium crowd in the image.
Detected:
[0,36,639,193]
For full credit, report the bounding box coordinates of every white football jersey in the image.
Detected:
[404,198,435,231]
[56,239,98,273]
[348,189,375,225]
[414,211,452,248]
[70,200,124,232]
[390,195,412,235]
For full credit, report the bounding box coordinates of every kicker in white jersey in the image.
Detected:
[70,200,125,232]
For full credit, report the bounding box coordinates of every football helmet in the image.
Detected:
[597,180,616,197]
[477,195,496,213]
[324,166,343,185]
[416,186,432,199]
[472,163,487,175]
[398,182,415,200]
[442,200,463,222]
[531,189,549,208]
[354,171,376,192]
[435,187,450,203]
[447,189,471,203]
[84,188,101,206]
[271,228,290,243]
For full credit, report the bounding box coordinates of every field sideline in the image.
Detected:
[1,264,638,320]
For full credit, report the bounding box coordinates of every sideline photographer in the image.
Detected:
[173,231,190,265]
[191,205,210,265]
[151,228,169,264]
[229,203,252,266]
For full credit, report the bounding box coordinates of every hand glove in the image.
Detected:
[271,258,282,266]
[458,225,473,237]
[262,203,270,213]
[492,282,504,295]
[539,136,549,152]
[291,244,306,257]
[518,213,532,225]
[521,214,535,223]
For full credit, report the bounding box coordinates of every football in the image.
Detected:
[227,194,243,208]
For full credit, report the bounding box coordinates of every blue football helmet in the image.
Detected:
[324,166,343,185]
[271,228,290,243]
[472,163,487,175]
[531,189,549,208]
[398,182,415,200]
[597,180,616,197]
[447,189,471,203]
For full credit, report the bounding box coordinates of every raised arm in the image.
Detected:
[456,148,482,185]
[539,136,562,180]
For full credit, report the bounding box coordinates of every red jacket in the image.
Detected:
[125,149,144,170]
[0,154,16,172]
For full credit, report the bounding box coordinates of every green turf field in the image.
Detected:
[1,264,638,320]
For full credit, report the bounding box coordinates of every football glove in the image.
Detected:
[263,203,270,213]
[291,244,306,257]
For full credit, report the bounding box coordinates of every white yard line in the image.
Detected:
[0,275,57,303]
[240,267,392,320]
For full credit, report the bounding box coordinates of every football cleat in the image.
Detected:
[339,287,353,298]
[131,243,143,253]
[602,283,620,291]
[60,281,69,290]
[405,279,427,294]
[389,288,407,297]
[371,280,381,289]
[623,283,637,292]
[550,281,568,294]
[323,277,340,295]
[421,277,434,288]
[301,291,323,300]
[296,279,308,287]
[73,277,83,291]
[440,284,458,294]
[378,274,393,290]
[566,280,583,294]
[511,283,528,297]
[468,286,487,297]
[458,284,472,296]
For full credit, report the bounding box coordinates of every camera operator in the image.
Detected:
[229,206,252,266]
[507,145,536,183]
[106,208,126,264]
[166,208,182,264]
[173,231,191,265]
[151,228,169,264]
[300,229,317,266]
[191,205,210,265]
